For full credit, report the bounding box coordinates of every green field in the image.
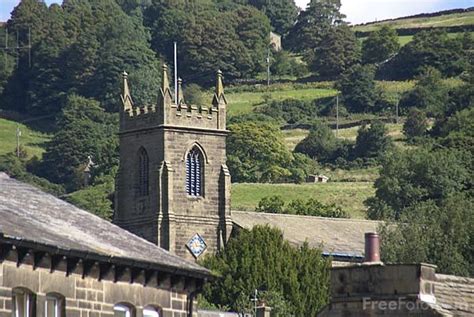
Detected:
[232,182,375,219]
[0,118,50,158]
[354,11,474,33]
[225,88,338,116]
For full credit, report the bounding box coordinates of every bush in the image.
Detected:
[260,98,321,125]
[256,196,348,218]
[183,83,205,105]
[399,67,449,116]
[403,108,429,142]
[294,121,339,163]
[256,195,285,214]
[0,152,64,195]
[353,121,393,161]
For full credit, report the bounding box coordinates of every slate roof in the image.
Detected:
[430,274,474,317]
[0,173,210,278]
[232,211,382,260]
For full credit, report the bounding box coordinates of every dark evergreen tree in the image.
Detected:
[248,0,298,35]
[403,108,429,142]
[39,95,118,191]
[362,26,400,65]
[338,64,377,113]
[353,121,393,161]
[201,226,330,315]
[399,67,449,116]
[295,121,339,163]
[380,30,470,80]
[286,0,345,53]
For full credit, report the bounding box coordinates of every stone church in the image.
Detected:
[114,66,233,261]
[112,65,385,264]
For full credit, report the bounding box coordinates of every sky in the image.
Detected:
[0,0,472,24]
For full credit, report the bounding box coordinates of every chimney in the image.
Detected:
[364,232,381,263]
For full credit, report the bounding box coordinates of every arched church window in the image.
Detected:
[186,147,203,196]
[137,147,149,197]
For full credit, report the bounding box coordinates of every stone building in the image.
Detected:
[114,66,232,261]
[0,172,211,317]
[318,233,474,316]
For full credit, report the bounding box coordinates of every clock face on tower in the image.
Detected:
[186,233,207,258]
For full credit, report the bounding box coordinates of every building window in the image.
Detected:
[45,294,64,317]
[143,306,161,317]
[114,304,133,317]
[137,147,149,197]
[12,288,35,317]
[185,147,203,196]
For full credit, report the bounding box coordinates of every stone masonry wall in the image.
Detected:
[0,258,192,317]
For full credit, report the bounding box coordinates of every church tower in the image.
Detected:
[114,66,232,261]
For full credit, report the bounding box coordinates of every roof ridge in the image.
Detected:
[436,273,474,283]
[232,210,382,224]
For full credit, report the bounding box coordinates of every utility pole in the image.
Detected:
[336,95,339,138]
[251,289,258,316]
[174,41,178,104]
[16,125,21,158]
[266,48,270,87]
[28,26,31,67]
[395,99,399,124]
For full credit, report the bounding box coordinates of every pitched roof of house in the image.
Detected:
[0,173,210,278]
[430,273,474,316]
[232,211,382,260]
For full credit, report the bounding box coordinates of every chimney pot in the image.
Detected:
[364,232,381,263]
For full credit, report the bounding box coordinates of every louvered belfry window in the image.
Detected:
[138,147,149,197]
[186,147,203,196]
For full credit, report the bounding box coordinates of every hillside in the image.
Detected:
[0,118,50,158]
[353,8,474,34]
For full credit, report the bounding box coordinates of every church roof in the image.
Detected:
[0,172,210,279]
[232,211,382,261]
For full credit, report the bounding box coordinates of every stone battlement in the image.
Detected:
[120,66,227,132]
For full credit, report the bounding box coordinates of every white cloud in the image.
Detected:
[294,0,468,24]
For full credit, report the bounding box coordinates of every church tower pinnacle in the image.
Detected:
[114,69,232,260]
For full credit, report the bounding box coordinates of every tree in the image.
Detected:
[399,67,449,116]
[145,1,271,84]
[338,64,377,113]
[201,226,330,315]
[353,121,393,161]
[380,30,470,80]
[306,24,360,80]
[39,95,118,191]
[248,0,298,35]
[362,26,400,65]
[403,108,428,142]
[227,122,293,183]
[366,148,472,220]
[286,0,345,53]
[380,195,474,276]
[295,121,339,163]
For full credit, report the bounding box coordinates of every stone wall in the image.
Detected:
[0,257,193,317]
[318,263,441,317]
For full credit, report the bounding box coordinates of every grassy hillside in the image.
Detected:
[0,118,50,158]
[225,88,338,116]
[354,10,474,33]
[232,182,375,219]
